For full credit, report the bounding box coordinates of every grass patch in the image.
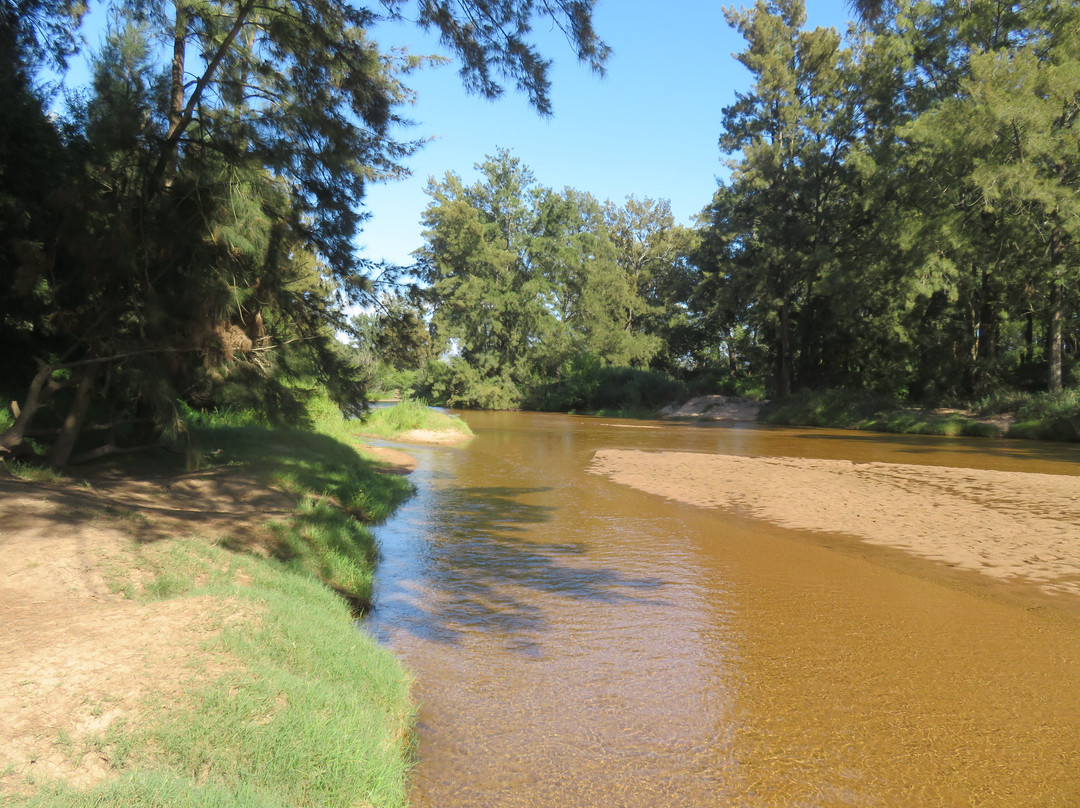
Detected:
[759,389,901,428]
[5,404,418,806]
[760,389,1010,439]
[981,390,1080,441]
[187,424,412,608]
[1,461,63,483]
[354,398,473,441]
[15,541,415,808]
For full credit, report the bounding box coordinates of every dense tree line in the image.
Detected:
[389,0,1078,411]
[698,0,1080,402]
[5,0,1078,454]
[409,149,697,409]
[0,0,606,466]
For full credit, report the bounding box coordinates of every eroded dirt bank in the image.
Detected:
[590,449,1080,598]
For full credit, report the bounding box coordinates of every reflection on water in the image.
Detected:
[367,412,1080,807]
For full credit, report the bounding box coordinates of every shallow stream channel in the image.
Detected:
[365,411,1080,807]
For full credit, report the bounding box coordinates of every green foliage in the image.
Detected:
[976,389,1080,442]
[355,398,472,440]
[418,151,700,410]
[759,389,1011,438]
[415,356,524,410]
[759,389,902,428]
[199,425,412,528]
[689,0,1080,410]
[528,357,687,414]
[1,0,610,467]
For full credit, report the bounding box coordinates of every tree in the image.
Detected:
[1,0,610,465]
[706,0,857,396]
[604,196,699,371]
[904,1,1080,392]
[418,150,552,407]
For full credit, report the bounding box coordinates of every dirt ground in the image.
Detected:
[0,441,414,797]
[590,449,1080,598]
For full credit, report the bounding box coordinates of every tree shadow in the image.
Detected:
[369,484,670,655]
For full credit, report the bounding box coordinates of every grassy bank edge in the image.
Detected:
[6,416,418,808]
[757,388,1080,442]
[352,398,473,442]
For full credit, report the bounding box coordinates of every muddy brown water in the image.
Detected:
[366,411,1080,807]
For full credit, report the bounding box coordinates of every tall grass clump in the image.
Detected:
[355,398,473,440]
[17,541,415,808]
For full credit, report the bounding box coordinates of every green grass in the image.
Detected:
[759,389,1007,438]
[15,541,415,808]
[7,401,418,807]
[976,389,1080,441]
[354,398,473,441]
[188,423,413,608]
[760,387,1080,442]
[1,461,63,483]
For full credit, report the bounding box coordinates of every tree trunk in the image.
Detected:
[48,365,99,470]
[1025,309,1035,365]
[163,0,188,187]
[1048,227,1064,393]
[777,296,792,397]
[1048,274,1063,393]
[723,327,738,381]
[0,361,63,455]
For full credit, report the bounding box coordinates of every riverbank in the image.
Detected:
[755,388,1080,441]
[590,449,1080,599]
[0,426,417,807]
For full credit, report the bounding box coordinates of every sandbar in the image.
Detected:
[589,449,1080,597]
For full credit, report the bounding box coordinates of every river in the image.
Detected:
[366,411,1080,807]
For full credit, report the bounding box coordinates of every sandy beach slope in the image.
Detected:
[589,450,1080,597]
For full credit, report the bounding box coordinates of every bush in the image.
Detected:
[415,359,523,410]
[528,359,688,414]
[759,389,900,427]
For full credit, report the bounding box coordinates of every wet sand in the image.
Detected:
[590,449,1080,597]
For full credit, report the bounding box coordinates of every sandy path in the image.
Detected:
[589,450,1080,597]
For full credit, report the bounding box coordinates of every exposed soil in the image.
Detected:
[0,439,417,797]
[0,466,300,796]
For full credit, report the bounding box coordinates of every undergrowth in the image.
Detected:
[354,398,473,440]
[761,387,1080,442]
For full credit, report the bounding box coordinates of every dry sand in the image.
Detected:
[395,428,472,446]
[590,449,1080,598]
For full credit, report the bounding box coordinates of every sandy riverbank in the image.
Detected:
[589,449,1080,598]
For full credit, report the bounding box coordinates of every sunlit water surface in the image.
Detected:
[366,411,1080,807]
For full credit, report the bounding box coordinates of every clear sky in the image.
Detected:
[358,0,857,269]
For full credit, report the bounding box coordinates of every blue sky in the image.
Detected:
[359,0,857,268]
